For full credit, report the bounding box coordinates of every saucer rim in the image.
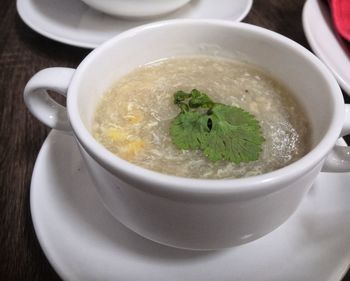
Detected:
[30,131,72,281]
[16,0,253,49]
[16,0,93,49]
[29,130,350,281]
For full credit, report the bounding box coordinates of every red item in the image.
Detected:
[329,0,350,41]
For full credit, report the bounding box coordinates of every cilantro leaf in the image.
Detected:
[203,104,264,163]
[170,89,265,164]
[170,111,210,150]
[188,89,214,109]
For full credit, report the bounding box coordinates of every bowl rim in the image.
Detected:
[67,19,344,199]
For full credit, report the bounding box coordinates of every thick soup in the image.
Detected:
[92,56,310,179]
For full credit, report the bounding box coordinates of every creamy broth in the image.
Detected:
[92,56,310,179]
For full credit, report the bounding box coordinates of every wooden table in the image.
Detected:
[1,0,349,280]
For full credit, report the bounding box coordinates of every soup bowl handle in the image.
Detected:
[23,67,75,131]
[322,104,350,172]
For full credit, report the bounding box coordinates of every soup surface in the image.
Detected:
[92,56,310,179]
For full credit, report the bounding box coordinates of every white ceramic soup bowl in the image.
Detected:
[80,0,191,18]
[24,20,350,250]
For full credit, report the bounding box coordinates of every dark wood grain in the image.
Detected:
[0,0,349,280]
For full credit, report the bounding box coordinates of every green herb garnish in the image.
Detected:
[170,89,265,164]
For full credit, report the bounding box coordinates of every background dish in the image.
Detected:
[31,130,350,281]
[302,0,350,95]
[17,0,253,49]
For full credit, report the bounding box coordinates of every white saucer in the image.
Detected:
[302,0,350,96]
[17,0,253,49]
[30,130,350,281]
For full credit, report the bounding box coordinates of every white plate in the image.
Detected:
[30,130,350,281]
[17,0,252,49]
[302,0,350,95]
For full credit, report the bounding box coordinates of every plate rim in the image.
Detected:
[302,0,350,95]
